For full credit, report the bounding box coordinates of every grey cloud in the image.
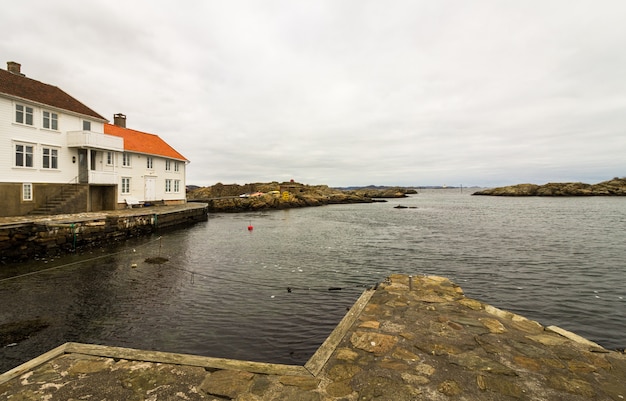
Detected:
[2,0,625,187]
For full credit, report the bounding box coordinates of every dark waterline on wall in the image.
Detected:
[1,190,625,373]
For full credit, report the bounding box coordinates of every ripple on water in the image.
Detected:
[1,191,625,373]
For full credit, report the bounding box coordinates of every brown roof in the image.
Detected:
[104,123,188,162]
[0,68,106,121]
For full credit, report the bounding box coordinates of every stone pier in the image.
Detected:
[1,274,624,400]
[0,203,208,263]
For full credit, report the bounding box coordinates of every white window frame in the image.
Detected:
[165,160,171,171]
[146,156,153,169]
[15,142,35,168]
[165,179,172,193]
[122,153,132,167]
[174,162,180,172]
[174,180,180,193]
[15,104,34,126]
[42,146,59,169]
[42,110,58,130]
[83,120,91,131]
[121,177,131,194]
[23,183,33,201]
[106,151,114,166]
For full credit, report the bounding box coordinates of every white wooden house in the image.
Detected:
[105,115,188,207]
[0,61,188,217]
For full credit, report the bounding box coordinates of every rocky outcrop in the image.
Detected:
[349,187,417,198]
[187,182,418,212]
[473,177,626,196]
[0,319,49,347]
[197,191,371,213]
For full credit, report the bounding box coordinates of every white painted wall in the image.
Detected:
[0,95,105,184]
[116,152,186,203]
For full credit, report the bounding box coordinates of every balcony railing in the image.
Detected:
[89,170,118,185]
[67,130,124,151]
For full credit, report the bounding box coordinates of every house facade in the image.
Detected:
[104,115,188,207]
[0,61,188,217]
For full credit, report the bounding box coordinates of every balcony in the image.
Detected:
[67,130,124,151]
[89,170,118,185]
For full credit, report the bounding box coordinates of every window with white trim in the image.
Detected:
[43,111,58,130]
[165,179,172,193]
[106,152,113,165]
[174,180,180,193]
[15,104,34,125]
[165,160,171,171]
[122,153,131,167]
[83,120,91,131]
[23,183,33,201]
[121,177,131,194]
[42,147,59,169]
[15,143,34,167]
[174,162,180,172]
[146,157,153,169]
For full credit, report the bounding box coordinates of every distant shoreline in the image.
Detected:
[473,178,626,196]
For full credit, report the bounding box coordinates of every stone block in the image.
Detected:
[350,331,398,354]
[200,370,254,399]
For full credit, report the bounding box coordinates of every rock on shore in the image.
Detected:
[187,181,417,212]
[349,186,417,198]
[473,177,626,196]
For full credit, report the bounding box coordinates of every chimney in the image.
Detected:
[113,113,127,128]
[7,61,24,76]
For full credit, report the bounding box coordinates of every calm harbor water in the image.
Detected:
[1,189,625,372]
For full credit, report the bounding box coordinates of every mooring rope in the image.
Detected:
[0,235,379,292]
[0,235,165,284]
[164,264,375,293]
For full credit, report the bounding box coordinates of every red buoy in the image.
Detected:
[247,225,254,231]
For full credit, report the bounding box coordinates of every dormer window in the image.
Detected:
[43,111,58,130]
[15,104,34,125]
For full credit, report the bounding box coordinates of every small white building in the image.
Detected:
[0,61,188,217]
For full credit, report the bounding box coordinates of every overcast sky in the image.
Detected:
[2,1,625,187]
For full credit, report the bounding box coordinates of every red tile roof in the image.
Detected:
[104,123,188,162]
[0,68,106,120]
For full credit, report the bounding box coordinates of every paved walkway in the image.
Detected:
[1,274,624,400]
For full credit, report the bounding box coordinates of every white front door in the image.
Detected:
[144,176,156,201]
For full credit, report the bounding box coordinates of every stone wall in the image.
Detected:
[0,206,208,263]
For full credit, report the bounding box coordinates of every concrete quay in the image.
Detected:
[1,274,624,400]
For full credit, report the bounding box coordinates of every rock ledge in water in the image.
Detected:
[187,181,417,212]
[473,177,626,196]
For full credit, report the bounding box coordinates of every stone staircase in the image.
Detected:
[28,184,89,215]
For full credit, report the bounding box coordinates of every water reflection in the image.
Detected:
[2,191,625,373]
